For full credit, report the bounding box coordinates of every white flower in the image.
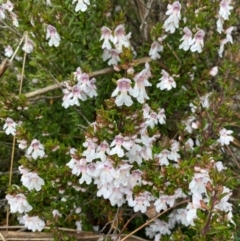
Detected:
[111,78,134,106]
[103,48,121,66]
[132,62,152,103]
[217,128,233,146]
[18,139,28,149]
[72,0,90,12]
[76,220,82,231]
[163,1,181,33]
[200,93,211,108]
[22,38,34,53]
[157,70,176,91]
[21,172,45,191]
[22,215,45,232]
[129,191,152,213]
[26,139,45,159]
[217,16,224,34]
[3,117,17,136]
[4,45,13,57]
[149,41,163,60]
[52,209,62,218]
[218,38,228,58]
[11,12,18,27]
[190,30,205,53]
[100,26,114,50]
[225,26,234,44]
[2,0,14,12]
[179,27,194,51]
[46,25,61,47]
[157,149,170,166]
[0,6,6,20]
[113,24,131,51]
[6,193,32,213]
[109,134,125,157]
[158,108,166,124]
[209,66,218,76]
[219,0,233,20]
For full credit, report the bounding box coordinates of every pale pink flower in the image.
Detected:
[113,24,131,51]
[96,140,110,162]
[22,215,45,232]
[218,38,228,58]
[128,191,152,213]
[219,0,233,20]
[21,172,45,191]
[52,209,62,218]
[157,70,176,91]
[109,134,125,157]
[4,45,13,57]
[149,41,163,60]
[103,48,121,66]
[157,149,170,166]
[209,66,218,76]
[26,139,45,159]
[189,172,210,195]
[111,78,134,106]
[163,1,181,33]
[6,193,32,213]
[145,110,158,128]
[3,117,17,136]
[179,27,194,51]
[73,67,83,81]
[217,128,233,146]
[2,0,14,12]
[190,30,205,53]
[88,78,98,97]
[100,26,114,49]
[72,0,90,12]
[132,62,152,103]
[82,138,97,162]
[69,85,87,105]
[46,25,61,47]
[22,38,34,53]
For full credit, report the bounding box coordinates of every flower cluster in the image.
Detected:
[62,67,97,108]
[111,63,152,106]
[179,28,205,53]
[0,0,18,27]
[100,25,131,65]
[163,1,181,33]
[217,0,233,33]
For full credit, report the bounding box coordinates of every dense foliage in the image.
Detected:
[0,0,240,240]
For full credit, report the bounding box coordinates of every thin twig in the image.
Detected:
[166,43,182,65]
[226,145,240,170]
[6,32,27,231]
[120,199,189,241]
[25,57,152,98]
[19,32,28,95]
[0,232,7,241]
